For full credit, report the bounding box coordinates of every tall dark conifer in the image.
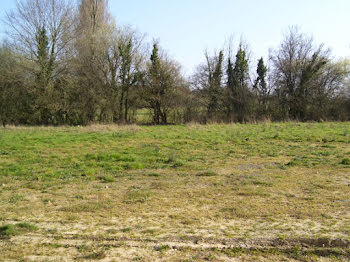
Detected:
[254,58,269,114]
[36,27,50,84]
[226,45,250,122]
[208,50,223,119]
[149,43,164,124]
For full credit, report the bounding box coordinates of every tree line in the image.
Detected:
[0,0,349,126]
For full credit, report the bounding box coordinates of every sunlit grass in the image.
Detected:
[0,122,349,261]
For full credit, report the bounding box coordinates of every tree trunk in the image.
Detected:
[119,87,125,122]
[124,87,129,122]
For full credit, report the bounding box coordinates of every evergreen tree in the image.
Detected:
[225,56,234,119]
[208,50,224,119]
[227,57,234,91]
[36,26,50,84]
[233,47,249,91]
[150,44,161,76]
[149,43,165,124]
[227,45,250,122]
[34,26,54,124]
[144,43,184,124]
[254,58,269,114]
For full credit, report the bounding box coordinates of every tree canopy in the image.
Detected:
[0,2,349,126]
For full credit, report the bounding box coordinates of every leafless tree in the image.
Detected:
[270,26,331,120]
[5,0,75,74]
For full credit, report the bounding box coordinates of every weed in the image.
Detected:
[222,247,244,257]
[112,131,135,138]
[290,245,303,259]
[8,194,25,203]
[251,180,273,187]
[83,250,106,260]
[341,158,350,165]
[287,156,311,167]
[196,170,217,177]
[120,227,132,233]
[147,172,162,177]
[60,201,113,213]
[124,189,151,204]
[0,223,38,238]
[98,174,115,183]
[154,245,170,252]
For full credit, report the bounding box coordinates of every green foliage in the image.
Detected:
[148,43,166,124]
[208,50,224,119]
[226,45,251,122]
[35,26,51,79]
[254,58,269,114]
[150,43,160,70]
[256,58,267,90]
[145,42,185,124]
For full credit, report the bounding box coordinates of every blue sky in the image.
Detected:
[1,0,350,74]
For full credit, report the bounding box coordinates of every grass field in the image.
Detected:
[0,122,349,261]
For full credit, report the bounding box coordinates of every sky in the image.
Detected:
[1,0,350,75]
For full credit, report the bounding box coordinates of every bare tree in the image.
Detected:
[74,0,113,123]
[270,26,333,120]
[191,49,225,122]
[78,0,110,35]
[116,28,146,122]
[5,0,75,74]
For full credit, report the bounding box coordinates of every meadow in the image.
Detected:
[0,122,349,261]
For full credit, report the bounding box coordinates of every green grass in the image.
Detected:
[0,122,348,182]
[124,188,151,204]
[0,122,349,261]
[0,222,38,238]
[0,123,349,180]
